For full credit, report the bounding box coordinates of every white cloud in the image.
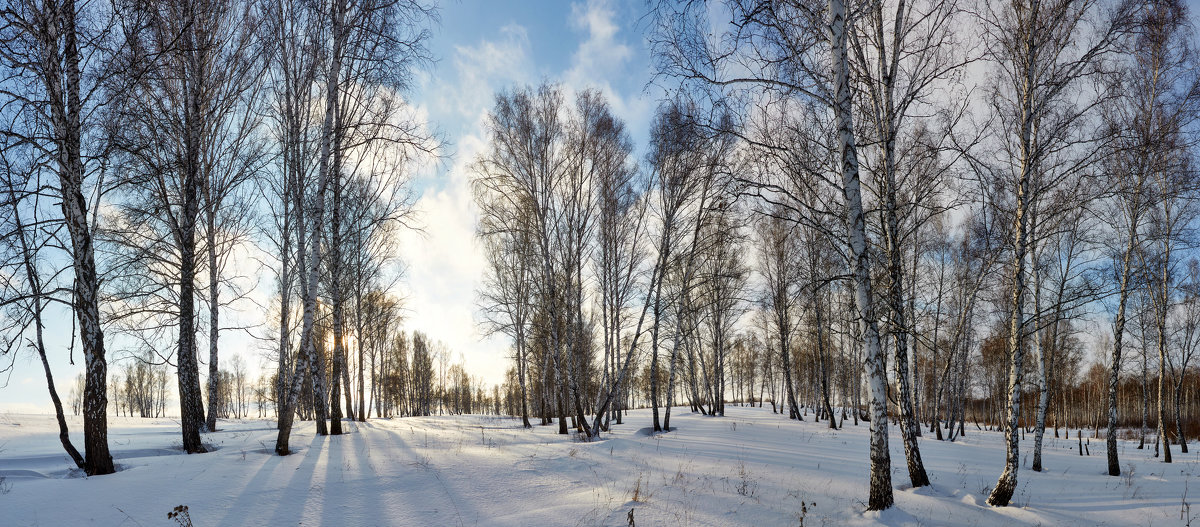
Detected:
[566,0,633,86]
[400,3,656,387]
[564,0,655,146]
[431,24,534,127]
[398,132,510,386]
[399,25,537,386]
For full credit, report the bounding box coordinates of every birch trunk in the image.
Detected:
[649,230,670,432]
[1156,210,1173,463]
[816,289,836,429]
[987,5,1037,499]
[1035,222,1072,463]
[356,289,366,421]
[275,0,344,454]
[41,0,115,476]
[831,0,891,509]
[867,0,928,483]
[205,204,221,432]
[1108,207,1140,475]
[176,7,208,453]
[1027,248,1044,468]
[329,173,345,434]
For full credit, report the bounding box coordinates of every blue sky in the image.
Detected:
[396,0,659,391]
[0,0,661,413]
[420,0,657,147]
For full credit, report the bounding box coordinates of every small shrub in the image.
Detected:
[955,462,970,488]
[1018,481,1032,508]
[794,501,815,527]
[1122,463,1136,488]
[978,477,993,496]
[168,505,193,527]
[630,474,653,503]
[1182,478,1194,527]
[479,428,496,449]
[736,460,758,499]
[409,454,432,468]
[670,464,687,486]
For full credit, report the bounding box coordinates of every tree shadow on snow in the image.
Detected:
[634,426,676,436]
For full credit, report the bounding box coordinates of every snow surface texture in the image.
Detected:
[0,407,1196,526]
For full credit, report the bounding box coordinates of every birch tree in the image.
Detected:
[830,0,896,508]
[1135,0,1200,465]
[592,118,645,429]
[474,84,575,433]
[105,0,261,452]
[273,0,434,452]
[650,0,895,509]
[756,206,804,421]
[199,12,264,432]
[848,0,970,488]
[261,0,320,425]
[974,0,1130,504]
[275,0,351,450]
[1097,0,1192,475]
[478,221,536,428]
[0,139,86,469]
[0,0,116,474]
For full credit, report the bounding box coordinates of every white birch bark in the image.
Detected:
[275,0,345,454]
[831,0,891,510]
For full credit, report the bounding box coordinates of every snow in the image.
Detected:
[0,407,1196,526]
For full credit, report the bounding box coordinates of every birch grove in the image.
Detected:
[4,0,1200,517]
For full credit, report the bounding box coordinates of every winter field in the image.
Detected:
[0,406,1196,526]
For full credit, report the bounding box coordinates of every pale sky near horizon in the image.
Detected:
[0,0,659,414]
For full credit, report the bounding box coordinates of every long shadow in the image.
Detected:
[2,445,212,476]
[1041,498,1182,513]
[319,421,392,526]
[264,433,326,526]
[372,421,488,526]
[217,440,309,525]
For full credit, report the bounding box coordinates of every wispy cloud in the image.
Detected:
[566,0,633,85]
[400,25,538,385]
[565,0,655,146]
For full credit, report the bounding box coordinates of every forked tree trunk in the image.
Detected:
[43,0,115,476]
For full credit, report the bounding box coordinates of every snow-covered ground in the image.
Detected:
[0,406,1195,526]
